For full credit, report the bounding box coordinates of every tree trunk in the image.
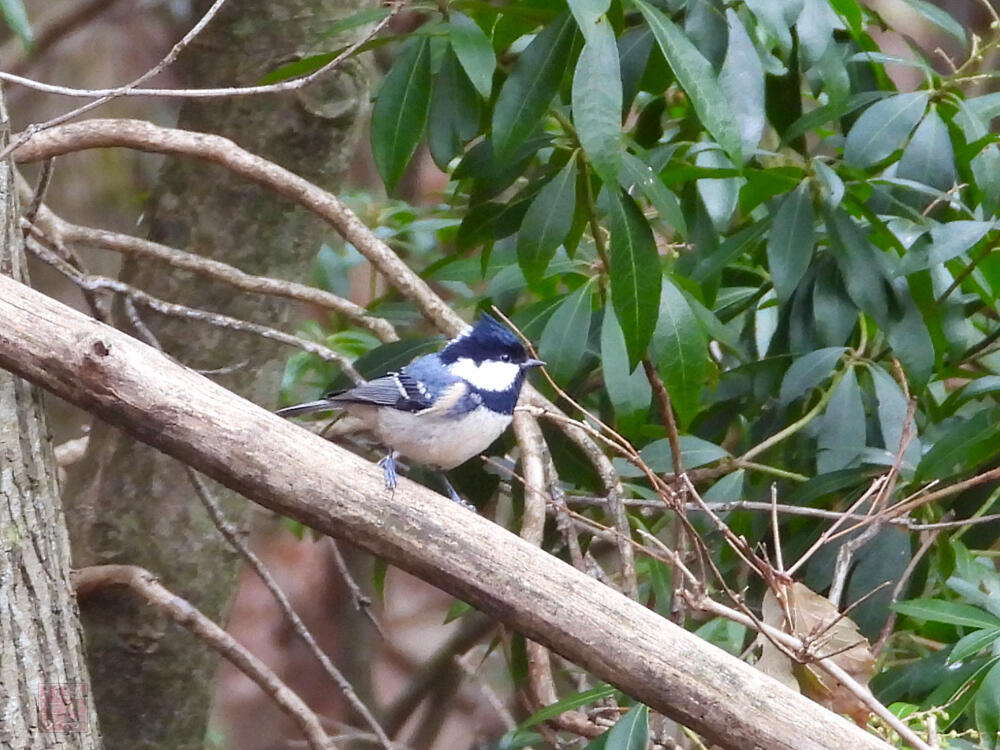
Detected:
[0,91,101,750]
[61,3,371,747]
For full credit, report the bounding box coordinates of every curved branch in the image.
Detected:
[0,272,895,750]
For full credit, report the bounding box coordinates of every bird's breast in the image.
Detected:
[373,406,512,470]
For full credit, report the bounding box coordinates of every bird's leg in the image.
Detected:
[439,473,475,511]
[378,451,399,491]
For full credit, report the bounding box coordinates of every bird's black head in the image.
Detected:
[440,313,531,366]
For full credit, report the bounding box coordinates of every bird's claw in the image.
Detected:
[378,452,398,492]
[440,473,476,511]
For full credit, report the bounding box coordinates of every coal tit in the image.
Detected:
[276,314,544,507]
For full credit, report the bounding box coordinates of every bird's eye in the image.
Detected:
[500,353,511,362]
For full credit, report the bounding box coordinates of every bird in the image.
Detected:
[276,313,544,508]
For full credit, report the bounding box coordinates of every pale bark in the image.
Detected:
[57,2,371,747]
[0,93,100,750]
[0,273,896,750]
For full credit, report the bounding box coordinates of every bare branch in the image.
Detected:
[0,272,896,750]
[73,564,331,750]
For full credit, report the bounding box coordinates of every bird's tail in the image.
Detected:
[275,399,338,418]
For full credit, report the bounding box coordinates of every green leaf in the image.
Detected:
[869,364,920,467]
[817,367,865,473]
[915,410,1000,483]
[897,106,956,192]
[0,0,32,46]
[515,685,617,731]
[517,156,578,283]
[428,44,481,169]
[950,627,1000,663]
[568,0,612,40]
[632,0,742,162]
[492,13,576,162]
[608,190,663,368]
[539,283,594,383]
[371,36,433,192]
[695,146,740,230]
[898,0,966,45]
[975,661,1000,749]
[825,207,890,327]
[601,305,653,428]
[719,9,765,159]
[893,599,1000,630]
[619,152,686,237]
[844,91,930,168]
[778,347,845,405]
[448,12,496,98]
[322,6,394,39]
[766,181,815,303]
[899,221,995,275]
[638,435,729,472]
[650,279,707,428]
[885,278,933,389]
[572,17,623,182]
[588,704,649,750]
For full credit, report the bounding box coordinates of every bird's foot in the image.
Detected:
[378,452,399,492]
[440,473,476,511]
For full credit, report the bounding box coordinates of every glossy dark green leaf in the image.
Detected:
[796,0,839,65]
[448,12,496,97]
[783,90,887,146]
[638,435,729,472]
[492,13,576,162]
[847,526,913,638]
[428,44,482,169]
[844,91,929,168]
[897,107,956,192]
[825,207,891,327]
[899,221,995,274]
[618,27,654,110]
[766,181,815,304]
[632,0,742,162]
[817,367,865,474]
[371,36,433,192]
[916,410,1000,482]
[951,628,1000,663]
[868,364,920,467]
[539,283,594,383]
[608,190,663,368]
[517,157,578,283]
[618,152,686,236]
[601,305,652,428]
[650,279,707,428]
[812,261,856,346]
[719,9,765,160]
[572,17,623,182]
[778,347,845,405]
[0,0,31,46]
[745,0,794,53]
[885,278,934,389]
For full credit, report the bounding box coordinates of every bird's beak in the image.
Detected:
[523,358,545,369]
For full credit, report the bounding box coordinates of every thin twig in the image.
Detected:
[26,235,363,381]
[0,1,403,103]
[326,538,383,635]
[73,564,331,750]
[185,471,393,749]
[21,157,53,227]
[20,193,396,342]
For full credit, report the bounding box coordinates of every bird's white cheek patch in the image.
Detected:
[451,358,520,391]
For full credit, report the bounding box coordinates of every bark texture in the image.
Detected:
[60,3,370,747]
[0,273,896,750]
[0,95,101,749]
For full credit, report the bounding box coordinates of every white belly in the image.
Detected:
[343,404,512,469]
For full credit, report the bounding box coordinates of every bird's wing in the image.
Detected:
[326,372,434,412]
